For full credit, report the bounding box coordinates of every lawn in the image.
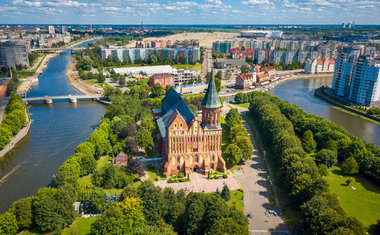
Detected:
[325,166,380,233]
[233,103,250,109]
[226,190,244,212]
[62,216,97,235]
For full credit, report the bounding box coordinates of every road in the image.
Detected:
[223,104,289,235]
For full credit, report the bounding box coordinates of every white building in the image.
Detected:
[332,45,380,107]
[241,30,283,39]
[48,26,55,34]
[305,58,336,74]
[111,65,173,77]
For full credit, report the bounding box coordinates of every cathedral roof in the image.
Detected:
[157,87,195,143]
[201,72,221,108]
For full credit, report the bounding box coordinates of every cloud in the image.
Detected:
[13,0,87,7]
[242,0,270,5]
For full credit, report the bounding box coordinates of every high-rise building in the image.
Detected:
[61,26,67,34]
[332,45,380,107]
[212,41,232,53]
[0,41,30,68]
[48,25,55,34]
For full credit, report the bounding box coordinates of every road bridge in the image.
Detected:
[23,95,104,104]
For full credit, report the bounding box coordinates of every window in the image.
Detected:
[177,156,180,162]
[195,155,199,162]
[177,166,180,171]
[180,123,183,128]
[174,123,177,128]
[212,154,215,161]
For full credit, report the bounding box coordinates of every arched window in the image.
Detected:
[211,163,214,170]
[195,155,199,163]
[177,156,180,162]
[212,154,215,161]
[174,123,177,128]
[177,166,180,171]
[180,123,182,128]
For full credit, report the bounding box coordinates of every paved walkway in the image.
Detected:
[224,104,289,234]
[154,172,241,193]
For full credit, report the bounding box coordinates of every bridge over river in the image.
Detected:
[23,95,104,104]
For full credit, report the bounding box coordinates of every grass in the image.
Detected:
[229,164,243,172]
[325,166,380,233]
[233,103,250,109]
[183,93,205,98]
[226,190,244,212]
[62,216,97,235]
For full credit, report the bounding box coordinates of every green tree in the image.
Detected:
[10,197,32,229]
[302,130,317,153]
[137,127,154,155]
[315,149,337,168]
[83,188,107,214]
[0,212,19,235]
[341,157,359,175]
[0,124,12,149]
[209,217,249,235]
[240,65,249,74]
[216,70,223,80]
[138,181,166,225]
[75,142,95,157]
[232,136,253,161]
[165,85,172,94]
[224,144,242,166]
[215,77,221,92]
[220,185,230,201]
[151,83,164,98]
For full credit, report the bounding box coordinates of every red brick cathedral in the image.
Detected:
[157,74,226,177]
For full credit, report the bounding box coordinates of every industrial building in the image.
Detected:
[241,30,283,39]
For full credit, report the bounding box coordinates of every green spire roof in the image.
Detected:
[201,71,221,108]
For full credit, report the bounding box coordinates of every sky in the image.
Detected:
[0,0,379,25]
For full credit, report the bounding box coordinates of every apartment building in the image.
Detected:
[0,40,30,68]
[332,45,380,107]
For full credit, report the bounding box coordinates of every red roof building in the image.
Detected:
[113,153,129,167]
[235,74,255,90]
[231,48,255,59]
[149,73,175,87]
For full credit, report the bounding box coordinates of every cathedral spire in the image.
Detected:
[201,71,221,108]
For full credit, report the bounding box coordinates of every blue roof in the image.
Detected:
[157,87,195,142]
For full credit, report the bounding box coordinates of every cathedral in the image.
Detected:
[156,74,226,177]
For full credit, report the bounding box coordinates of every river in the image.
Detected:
[269,76,380,147]
[0,41,105,213]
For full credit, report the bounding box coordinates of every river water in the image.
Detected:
[0,41,105,213]
[269,76,380,147]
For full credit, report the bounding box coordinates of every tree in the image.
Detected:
[165,84,172,94]
[315,149,337,168]
[216,70,223,80]
[120,184,140,201]
[119,76,126,87]
[10,197,32,229]
[0,212,18,235]
[137,127,154,155]
[223,144,242,166]
[341,157,359,175]
[83,188,107,214]
[302,130,316,153]
[240,65,249,74]
[138,180,166,225]
[151,83,164,98]
[225,108,241,124]
[0,124,12,149]
[80,154,97,176]
[209,217,249,235]
[34,197,63,232]
[97,73,105,83]
[215,77,221,92]
[232,136,253,161]
[75,142,95,157]
[126,158,145,177]
[220,185,230,201]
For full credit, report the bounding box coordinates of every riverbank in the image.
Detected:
[66,57,103,95]
[0,105,31,159]
[314,87,380,123]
